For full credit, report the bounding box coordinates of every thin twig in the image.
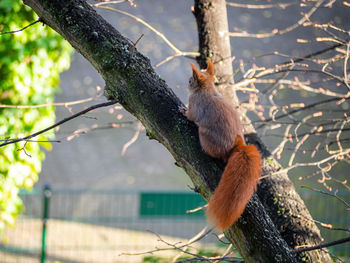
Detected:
[146,230,234,262]
[257,97,350,129]
[266,127,350,139]
[0,139,61,143]
[51,120,137,137]
[186,204,208,214]
[0,96,96,109]
[63,120,137,142]
[121,121,142,156]
[119,227,212,257]
[172,227,213,262]
[300,185,350,208]
[93,5,182,54]
[255,68,347,88]
[93,0,128,6]
[17,141,31,157]
[271,148,350,176]
[130,33,144,56]
[295,237,350,253]
[226,1,297,9]
[229,0,325,38]
[154,52,199,68]
[0,100,118,147]
[92,3,199,66]
[344,42,350,91]
[237,43,343,71]
[0,19,41,35]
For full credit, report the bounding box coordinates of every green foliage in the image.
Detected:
[0,1,72,232]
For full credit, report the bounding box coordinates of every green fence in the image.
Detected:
[0,187,349,262]
[139,192,206,217]
[0,187,212,263]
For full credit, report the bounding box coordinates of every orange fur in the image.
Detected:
[190,61,214,89]
[207,136,261,230]
[184,60,262,230]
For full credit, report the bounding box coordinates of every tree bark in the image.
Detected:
[22,0,328,262]
[193,0,332,262]
[193,0,237,104]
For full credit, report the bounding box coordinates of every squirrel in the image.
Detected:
[180,60,262,231]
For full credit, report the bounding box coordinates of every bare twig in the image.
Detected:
[92,3,200,67]
[0,139,61,143]
[186,204,208,214]
[64,121,137,142]
[172,227,213,262]
[146,230,239,262]
[257,97,350,130]
[154,52,199,68]
[288,126,316,166]
[0,19,41,35]
[264,127,350,139]
[130,33,144,56]
[254,68,347,88]
[229,0,325,38]
[121,121,142,156]
[226,1,297,9]
[17,141,31,157]
[272,124,292,159]
[295,237,350,253]
[300,185,350,209]
[344,42,350,90]
[93,0,128,6]
[92,5,182,54]
[52,120,137,138]
[238,43,343,70]
[0,100,118,147]
[119,227,212,257]
[0,96,96,109]
[271,148,350,176]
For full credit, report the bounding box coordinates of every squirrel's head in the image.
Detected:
[188,60,215,92]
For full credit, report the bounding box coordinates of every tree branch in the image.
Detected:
[0,19,41,35]
[257,96,350,129]
[295,237,350,253]
[0,100,117,147]
[229,0,326,38]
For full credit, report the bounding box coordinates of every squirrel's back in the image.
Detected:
[184,60,261,230]
[187,75,243,160]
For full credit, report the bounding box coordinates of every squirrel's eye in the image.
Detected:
[189,78,193,84]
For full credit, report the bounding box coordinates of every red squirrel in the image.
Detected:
[180,60,261,230]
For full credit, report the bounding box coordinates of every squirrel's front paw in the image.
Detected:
[179,106,188,116]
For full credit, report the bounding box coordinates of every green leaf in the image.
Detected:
[0,0,73,236]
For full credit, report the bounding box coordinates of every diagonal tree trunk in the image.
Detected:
[193,0,332,262]
[22,0,329,261]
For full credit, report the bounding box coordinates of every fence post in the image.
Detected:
[40,184,51,263]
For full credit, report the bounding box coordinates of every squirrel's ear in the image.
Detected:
[190,62,200,81]
[206,60,215,77]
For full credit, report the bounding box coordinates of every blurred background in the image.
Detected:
[1,0,349,262]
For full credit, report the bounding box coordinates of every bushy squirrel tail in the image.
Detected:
[207,135,261,231]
